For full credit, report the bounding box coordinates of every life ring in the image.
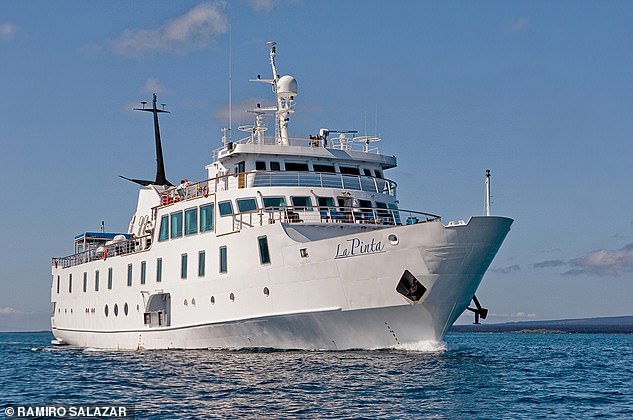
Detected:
[54,259,58,269]
[202,184,209,197]
[102,247,108,261]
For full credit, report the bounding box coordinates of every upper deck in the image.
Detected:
[212,134,396,168]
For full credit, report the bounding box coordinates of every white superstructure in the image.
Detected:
[50,43,512,350]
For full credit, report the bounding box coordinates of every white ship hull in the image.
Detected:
[51,216,511,350]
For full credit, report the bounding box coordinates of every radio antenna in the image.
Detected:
[228,24,233,141]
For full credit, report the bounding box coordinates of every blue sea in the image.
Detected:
[1,332,632,419]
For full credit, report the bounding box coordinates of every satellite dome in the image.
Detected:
[277,75,298,97]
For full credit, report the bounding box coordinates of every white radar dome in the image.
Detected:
[277,75,298,97]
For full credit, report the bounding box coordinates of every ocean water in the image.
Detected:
[1,332,632,419]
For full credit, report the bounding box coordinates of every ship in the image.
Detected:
[50,42,512,350]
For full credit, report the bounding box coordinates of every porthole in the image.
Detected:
[58,308,60,313]
[64,309,67,314]
[184,299,188,306]
[388,234,399,245]
[263,287,270,296]
[210,296,215,304]
[114,304,119,317]
[105,305,109,317]
[192,298,196,307]
[229,292,235,301]
[124,303,129,316]
[70,309,73,314]
[136,304,140,312]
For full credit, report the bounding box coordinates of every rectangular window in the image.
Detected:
[362,168,372,177]
[198,250,206,277]
[374,169,383,179]
[200,204,214,232]
[140,261,146,285]
[181,253,188,279]
[56,275,60,294]
[159,214,169,241]
[68,274,72,293]
[285,162,309,171]
[236,198,258,213]
[219,246,227,273]
[108,267,113,290]
[95,270,99,291]
[313,164,336,173]
[262,197,285,210]
[156,258,163,283]
[339,166,360,175]
[170,211,183,238]
[218,201,233,217]
[127,263,133,287]
[185,208,198,236]
[258,236,271,264]
[255,161,267,170]
[270,161,281,171]
[291,196,313,211]
[83,272,87,293]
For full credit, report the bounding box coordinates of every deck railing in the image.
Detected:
[228,205,440,231]
[160,171,397,207]
[53,234,152,270]
[212,135,381,161]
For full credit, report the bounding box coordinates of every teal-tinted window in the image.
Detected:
[218,201,233,217]
[140,261,146,285]
[185,208,198,235]
[83,272,87,293]
[170,211,183,238]
[127,263,133,287]
[95,271,99,291]
[198,251,206,277]
[219,246,227,273]
[108,267,113,290]
[200,204,214,232]
[237,198,258,212]
[181,254,188,279]
[258,236,271,264]
[156,258,162,283]
[262,197,285,210]
[291,196,313,211]
[159,214,169,241]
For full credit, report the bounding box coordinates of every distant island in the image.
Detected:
[451,316,633,334]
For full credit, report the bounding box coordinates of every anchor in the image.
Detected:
[466,295,488,324]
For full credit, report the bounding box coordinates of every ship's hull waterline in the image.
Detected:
[51,216,512,350]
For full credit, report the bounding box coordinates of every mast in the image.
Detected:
[484,169,491,216]
[250,42,297,146]
[134,94,171,186]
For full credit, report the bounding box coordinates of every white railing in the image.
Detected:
[53,234,152,269]
[229,205,440,231]
[212,134,381,161]
[159,171,397,206]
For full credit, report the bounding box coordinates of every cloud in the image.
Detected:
[109,3,228,56]
[564,243,633,277]
[144,77,172,95]
[490,264,520,274]
[0,22,19,40]
[213,98,271,126]
[504,18,529,33]
[533,259,566,269]
[0,307,22,315]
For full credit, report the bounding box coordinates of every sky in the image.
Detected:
[1,0,633,330]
